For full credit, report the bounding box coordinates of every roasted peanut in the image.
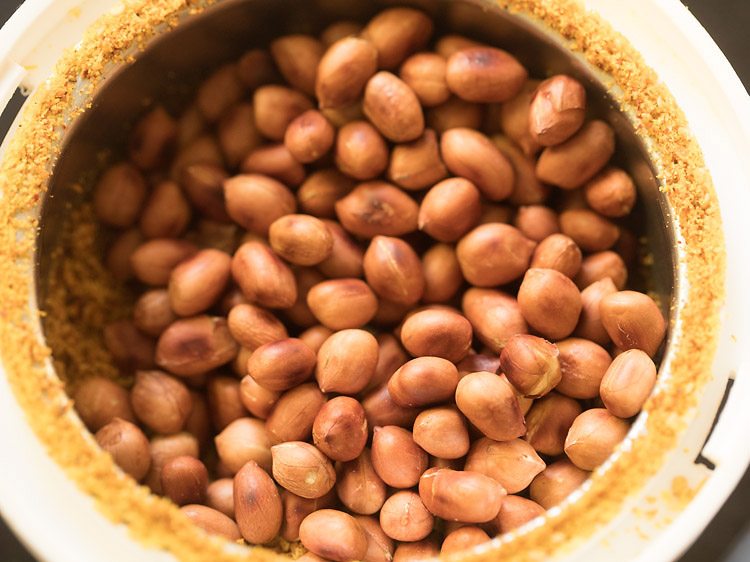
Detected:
[530,234,582,279]
[362,8,433,69]
[499,334,561,398]
[419,468,506,523]
[529,459,589,509]
[446,47,527,103]
[600,291,667,357]
[206,478,235,518]
[363,71,425,142]
[103,320,156,371]
[393,540,440,562]
[574,277,618,345]
[457,224,536,287]
[380,491,434,542]
[316,37,378,109]
[364,236,425,306]
[217,102,263,168]
[196,64,244,122]
[457,352,501,378]
[232,241,297,309]
[462,288,528,353]
[441,527,491,555]
[465,437,545,494]
[575,251,628,291]
[281,489,337,542]
[564,408,630,470]
[313,397,368,461]
[307,278,378,329]
[317,220,365,278]
[355,515,395,562]
[498,80,541,156]
[284,110,335,164]
[494,136,550,206]
[247,338,316,391]
[362,385,421,430]
[253,85,313,140]
[316,329,378,394]
[335,181,419,238]
[456,371,525,441]
[492,495,546,534]
[514,205,560,242]
[418,178,482,242]
[93,163,148,228]
[371,426,428,488]
[299,325,334,355]
[559,208,620,252]
[234,460,283,544]
[168,249,232,316]
[389,357,459,408]
[156,316,238,377]
[266,383,326,445]
[298,170,354,219]
[528,75,586,146]
[600,349,657,418]
[241,143,306,187]
[133,289,177,337]
[271,34,324,96]
[387,128,448,191]
[272,441,336,499]
[427,96,483,133]
[130,238,198,286]
[584,167,637,218]
[131,370,192,434]
[524,392,582,456]
[517,268,582,340]
[215,417,272,473]
[335,121,389,180]
[95,418,151,481]
[422,243,464,304]
[228,303,288,349]
[400,308,472,363]
[129,106,178,170]
[170,134,224,181]
[413,406,470,460]
[239,376,281,420]
[161,455,208,506]
[181,163,231,222]
[367,333,409,392]
[555,337,612,399]
[139,180,191,239]
[299,509,368,562]
[269,214,334,266]
[400,52,450,107]
[337,449,387,515]
[206,375,247,430]
[145,432,199,494]
[106,228,144,281]
[224,174,296,236]
[181,504,241,541]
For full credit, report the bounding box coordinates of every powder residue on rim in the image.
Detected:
[0,1,725,562]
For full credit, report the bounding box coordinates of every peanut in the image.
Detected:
[419,468,506,523]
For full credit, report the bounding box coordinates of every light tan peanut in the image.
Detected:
[536,120,615,188]
[524,392,582,456]
[161,455,208,505]
[271,34,324,96]
[139,181,191,239]
[441,527,491,555]
[600,291,667,357]
[355,515,394,562]
[284,110,335,164]
[246,338,316,391]
[517,268,582,340]
[555,337,612,399]
[400,308,472,363]
[234,460,283,544]
[217,102,263,168]
[241,143,306,187]
[232,241,297,309]
[418,178,481,242]
[400,52,450,107]
[228,303,288,349]
[133,290,176,337]
[363,236,424,306]
[239,375,281,419]
[387,129,447,191]
[419,468,506,522]
[144,433,199,494]
[575,251,628,290]
[492,136,549,206]
[106,228,143,281]
[316,329,378,394]
[465,437,545,494]
[316,37,378,109]
[499,334,561,398]
[206,375,247,430]
[317,220,364,278]
[441,128,514,201]
[272,442,336,499]
[393,540,439,562]
[584,167,637,217]
[266,383,326,444]
[371,426,428,488]
[313,397,368,462]
[224,174,296,235]
[130,239,198,286]
[300,510,368,562]
[215,417,271,473]
[180,163,231,222]
[335,121,389,180]
[74,376,135,433]
[298,325,334,355]
[388,357,459,407]
[574,277,618,344]
[196,64,244,122]
[413,406,469,460]
[93,163,148,228]
[129,106,177,170]
[156,316,238,376]
[559,208,620,252]
[321,21,362,46]
[181,504,241,541]
[530,234,582,279]
[529,75,586,146]
[206,478,234,518]
[457,223,536,286]
[514,205,559,242]
[170,134,224,181]
[335,181,419,238]
[337,449,387,515]
[237,48,278,90]
[362,385,420,430]
[168,249,231,316]
[446,47,527,103]
[600,349,657,418]
[307,279,378,329]
[492,495,546,534]
[95,418,150,481]
[362,8,433,69]
[363,71,425,142]
[380,491,434,542]
[421,244,463,304]
[103,320,155,371]
[131,370,192,434]
[565,408,630,470]
[462,288,528,353]
[253,85,313,140]
[457,352,501,378]
[269,214,334,266]
[366,333,409,392]
[281,489,337,542]
[456,371,526,441]
[298,170,354,219]
[427,96,482,133]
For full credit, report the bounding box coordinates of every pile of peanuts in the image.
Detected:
[74,6,668,561]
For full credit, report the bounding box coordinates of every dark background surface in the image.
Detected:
[0,0,748,560]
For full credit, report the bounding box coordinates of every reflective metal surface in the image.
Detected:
[36,0,676,314]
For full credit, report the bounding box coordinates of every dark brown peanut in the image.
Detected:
[457,224,536,287]
[299,510,368,562]
[499,334,561,398]
[517,268,582,340]
[95,418,151,481]
[574,277,618,344]
[380,491,434,542]
[224,174,296,235]
[316,329,378,394]
[418,178,482,242]
[215,417,272,473]
[600,349,658,418]
[457,353,501,378]
[600,291,667,357]
[316,37,378,109]
[253,85,313,140]
[156,316,238,377]
[400,308,472,363]
[422,244,464,304]
[564,408,630,470]
[337,449,387,515]
[285,268,326,329]
[298,170,354,219]
[462,288,528,353]
[556,338,612,399]
[307,279,378,329]
[446,47,527,103]
[529,75,586,146]
[455,371,525,441]
[168,249,231,316]
[313,397,368,461]
[335,121,389,180]
[389,357,459,408]
[247,338,316,391]
[234,460,283,544]
[161,455,208,506]
[362,8,433,69]
[364,236,425,306]
[584,167,637,217]
[371,426,428,488]
[284,110,335,164]
[271,34,324,96]
[266,383,326,444]
[419,468,506,523]
[413,406,470,460]
[363,71,425,142]
[335,181,419,238]
[272,441,336,499]
[236,48,278,89]
[232,241,297,309]
[465,437,545,494]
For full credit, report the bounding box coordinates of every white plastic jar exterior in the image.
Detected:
[0,1,748,562]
